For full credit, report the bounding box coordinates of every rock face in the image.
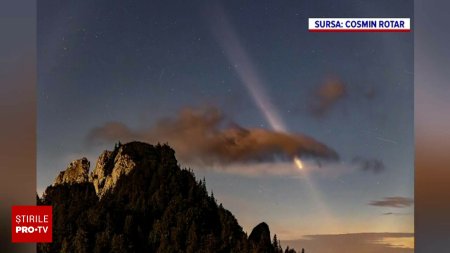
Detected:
[53,143,139,198]
[53,158,90,185]
[90,146,136,197]
[89,150,112,195]
[249,222,274,253]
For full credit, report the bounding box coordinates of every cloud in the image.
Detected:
[352,156,385,174]
[382,212,411,216]
[211,162,305,178]
[206,159,354,179]
[369,197,414,208]
[282,233,414,253]
[311,76,347,117]
[87,107,338,166]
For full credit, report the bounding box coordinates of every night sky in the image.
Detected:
[38,0,413,251]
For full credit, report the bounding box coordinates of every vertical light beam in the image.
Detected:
[207,3,286,133]
[206,2,340,233]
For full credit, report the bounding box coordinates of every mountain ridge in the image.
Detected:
[39,141,300,253]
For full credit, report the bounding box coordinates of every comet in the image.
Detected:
[207,2,306,171]
[206,2,339,230]
[294,156,304,170]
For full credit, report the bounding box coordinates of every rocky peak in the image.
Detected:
[249,222,274,253]
[52,142,175,198]
[53,157,90,185]
[90,144,137,197]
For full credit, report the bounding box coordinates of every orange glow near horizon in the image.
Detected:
[375,236,414,249]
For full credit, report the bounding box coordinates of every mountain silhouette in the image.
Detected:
[37,141,299,253]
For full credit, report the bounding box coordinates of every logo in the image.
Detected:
[11,206,52,243]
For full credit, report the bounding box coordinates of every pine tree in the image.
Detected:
[273,234,278,249]
[211,190,216,204]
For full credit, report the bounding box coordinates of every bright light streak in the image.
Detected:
[207,2,340,232]
[294,156,303,170]
[208,5,306,171]
[207,3,286,132]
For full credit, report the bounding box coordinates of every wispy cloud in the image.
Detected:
[382,212,412,216]
[352,156,385,174]
[310,76,346,117]
[283,233,414,253]
[205,160,353,179]
[369,197,414,208]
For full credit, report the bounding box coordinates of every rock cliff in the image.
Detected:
[90,146,136,197]
[53,157,90,185]
[53,144,138,198]
[249,222,275,253]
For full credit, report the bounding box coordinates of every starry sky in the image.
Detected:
[38,0,413,250]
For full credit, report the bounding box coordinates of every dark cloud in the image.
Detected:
[87,107,338,166]
[283,233,414,253]
[369,197,414,208]
[352,156,385,174]
[383,212,411,216]
[310,76,347,117]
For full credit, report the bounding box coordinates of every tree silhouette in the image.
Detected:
[37,142,301,253]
